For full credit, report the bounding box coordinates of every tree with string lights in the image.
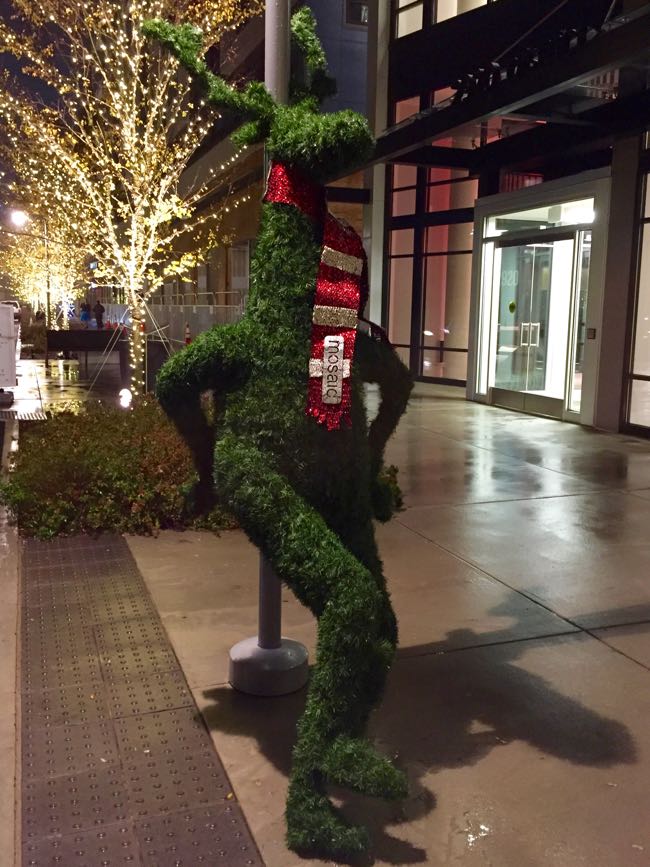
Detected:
[0,0,262,394]
[0,211,86,323]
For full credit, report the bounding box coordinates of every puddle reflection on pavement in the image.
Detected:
[12,355,123,415]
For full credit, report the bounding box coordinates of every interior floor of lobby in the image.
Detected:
[121,384,650,866]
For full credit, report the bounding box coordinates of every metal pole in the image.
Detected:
[258,555,282,649]
[257,0,290,654]
[264,0,290,104]
[229,0,308,695]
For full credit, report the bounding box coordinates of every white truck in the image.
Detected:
[0,304,17,406]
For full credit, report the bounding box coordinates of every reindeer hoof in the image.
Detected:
[322,736,408,800]
[286,787,369,855]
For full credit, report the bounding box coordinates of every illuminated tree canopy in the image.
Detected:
[0,213,87,323]
[0,0,263,391]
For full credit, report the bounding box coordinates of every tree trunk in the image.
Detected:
[129,302,146,396]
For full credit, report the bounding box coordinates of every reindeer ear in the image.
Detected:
[143,20,207,71]
[232,120,268,147]
[143,18,276,124]
[289,7,337,105]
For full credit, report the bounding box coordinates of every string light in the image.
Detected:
[0,218,85,324]
[0,0,263,391]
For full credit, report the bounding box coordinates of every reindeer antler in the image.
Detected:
[289,7,336,105]
[143,18,276,143]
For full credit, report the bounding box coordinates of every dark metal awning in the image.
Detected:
[374,3,650,170]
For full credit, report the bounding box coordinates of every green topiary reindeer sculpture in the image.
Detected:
[144,8,413,856]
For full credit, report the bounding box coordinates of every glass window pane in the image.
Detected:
[426,223,473,253]
[346,1,368,24]
[428,182,452,212]
[428,167,454,185]
[633,224,650,376]
[422,253,471,349]
[501,172,544,193]
[397,4,423,37]
[431,87,455,107]
[436,0,457,21]
[395,346,411,367]
[428,177,478,212]
[630,380,650,428]
[436,0,488,22]
[390,229,414,256]
[422,349,468,380]
[328,201,364,235]
[392,188,417,216]
[486,198,595,235]
[393,163,418,189]
[394,96,420,123]
[388,257,413,345]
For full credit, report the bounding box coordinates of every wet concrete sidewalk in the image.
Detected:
[1,355,123,421]
[125,385,650,867]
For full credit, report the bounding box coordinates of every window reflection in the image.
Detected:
[394,0,490,39]
[630,381,650,428]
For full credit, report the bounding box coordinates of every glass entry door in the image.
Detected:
[568,231,591,413]
[490,231,590,416]
[494,243,554,393]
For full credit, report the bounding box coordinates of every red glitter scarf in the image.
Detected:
[264,161,368,430]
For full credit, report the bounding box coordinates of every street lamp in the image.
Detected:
[7,209,52,327]
[10,209,29,229]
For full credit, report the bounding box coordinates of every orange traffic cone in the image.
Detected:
[185,323,191,345]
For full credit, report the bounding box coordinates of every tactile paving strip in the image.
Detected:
[0,409,47,421]
[114,707,211,760]
[134,806,260,867]
[105,671,193,719]
[22,823,140,867]
[23,765,130,839]
[22,720,119,782]
[21,534,264,866]
[22,682,110,727]
[124,748,230,818]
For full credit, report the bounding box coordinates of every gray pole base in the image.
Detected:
[229,636,309,696]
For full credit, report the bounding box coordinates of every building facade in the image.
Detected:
[367,0,650,436]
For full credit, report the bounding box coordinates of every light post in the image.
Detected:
[228,0,309,697]
[9,210,52,327]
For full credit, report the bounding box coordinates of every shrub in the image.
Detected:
[19,322,47,355]
[0,397,236,538]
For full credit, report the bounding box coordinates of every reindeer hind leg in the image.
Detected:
[214,436,406,855]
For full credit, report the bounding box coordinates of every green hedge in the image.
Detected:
[19,322,47,354]
[0,398,236,538]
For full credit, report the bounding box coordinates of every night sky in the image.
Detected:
[0,1,54,200]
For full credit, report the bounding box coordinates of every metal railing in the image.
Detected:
[149,289,244,308]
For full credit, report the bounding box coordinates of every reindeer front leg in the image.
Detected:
[156,322,250,508]
[355,330,413,518]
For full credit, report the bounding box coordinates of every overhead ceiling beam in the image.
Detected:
[387,146,478,169]
[373,9,650,164]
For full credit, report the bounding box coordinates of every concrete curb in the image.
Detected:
[1,418,19,866]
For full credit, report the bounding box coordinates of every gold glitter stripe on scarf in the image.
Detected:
[309,359,351,378]
[312,305,358,328]
[321,245,364,276]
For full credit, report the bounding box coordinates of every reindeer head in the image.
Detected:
[143,8,374,184]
